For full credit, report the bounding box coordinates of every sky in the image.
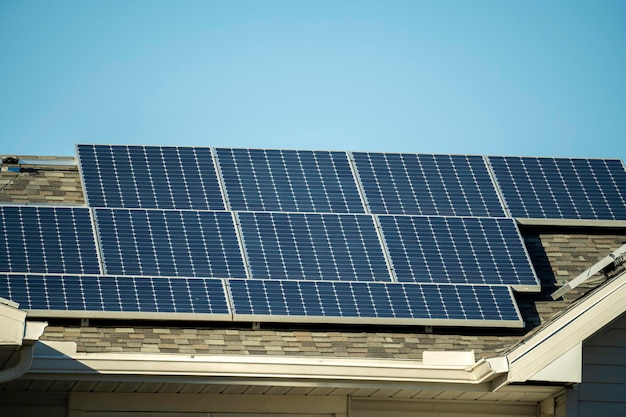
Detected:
[1,0,625,160]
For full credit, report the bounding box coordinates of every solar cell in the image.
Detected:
[228,279,523,327]
[77,144,225,210]
[216,147,365,213]
[489,156,626,220]
[353,152,506,217]
[0,274,230,317]
[95,209,247,278]
[378,215,539,290]
[237,212,391,282]
[0,207,100,275]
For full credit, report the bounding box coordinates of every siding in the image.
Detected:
[578,313,626,417]
[0,392,67,417]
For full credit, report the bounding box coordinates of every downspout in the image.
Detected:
[0,299,47,383]
[0,344,36,383]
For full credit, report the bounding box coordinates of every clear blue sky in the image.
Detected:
[1,0,625,160]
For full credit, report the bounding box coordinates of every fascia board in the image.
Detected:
[27,342,504,387]
[0,300,26,346]
[502,272,626,386]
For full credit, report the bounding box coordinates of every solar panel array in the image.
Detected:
[2,144,624,327]
[238,212,390,282]
[353,152,506,217]
[228,279,520,326]
[489,156,626,220]
[95,208,246,278]
[0,274,230,318]
[217,148,365,213]
[0,207,100,275]
[379,216,537,289]
[78,144,225,210]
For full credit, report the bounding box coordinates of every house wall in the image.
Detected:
[575,313,626,417]
[67,393,538,417]
[68,393,346,417]
[350,398,537,417]
[0,392,67,417]
[0,390,541,417]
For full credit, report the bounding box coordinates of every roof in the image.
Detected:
[0,157,83,205]
[1,152,625,401]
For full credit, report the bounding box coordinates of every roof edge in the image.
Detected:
[26,341,506,388]
[495,269,626,388]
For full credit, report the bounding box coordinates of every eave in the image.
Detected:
[26,341,506,390]
[493,268,626,389]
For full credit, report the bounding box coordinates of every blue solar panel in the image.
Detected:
[489,156,626,220]
[353,152,506,217]
[238,212,391,282]
[0,274,230,316]
[0,207,100,275]
[378,215,539,290]
[217,148,365,213]
[77,144,226,210]
[95,209,247,278]
[228,279,522,327]
[8,144,597,327]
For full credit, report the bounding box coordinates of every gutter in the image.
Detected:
[28,342,508,388]
[0,298,48,383]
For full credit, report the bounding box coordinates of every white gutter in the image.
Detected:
[0,345,36,383]
[28,341,507,388]
[0,299,48,383]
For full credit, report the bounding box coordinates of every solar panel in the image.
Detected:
[8,144,596,328]
[237,212,391,282]
[489,156,626,220]
[378,215,539,291]
[0,274,230,319]
[77,144,226,210]
[353,152,506,217]
[94,209,247,278]
[216,147,365,213]
[0,207,100,275]
[228,279,523,327]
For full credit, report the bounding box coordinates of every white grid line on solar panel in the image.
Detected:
[0,273,231,315]
[216,147,366,213]
[237,212,392,282]
[377,215,539,289]
[94,208,247,278]
[352,152,506,217]
[489,156,626,220]
[0,206,101,275]
[77,144,226,210]
[227,279,521,323]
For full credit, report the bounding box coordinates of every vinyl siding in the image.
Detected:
[578,313,626,417]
